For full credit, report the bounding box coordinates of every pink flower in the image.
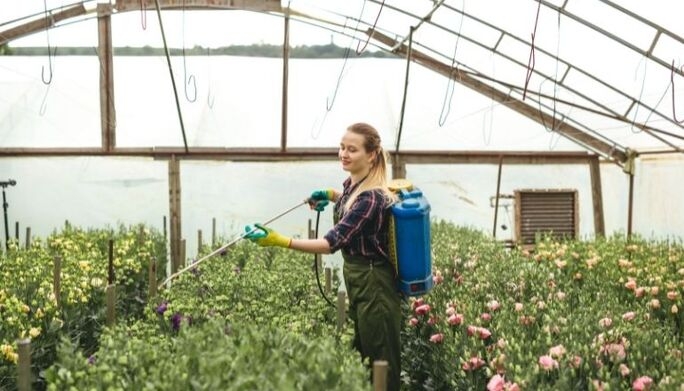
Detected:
[487,374,505,391]
[598,317,612,328]
[429,333,444,344]
[622,311,636,321]
[602,343,627,363]
[412,298,424,310]
[632,376,653,391]
[433,271,444,285]
[667,291,679,300]
[481,313,492,322]
[445,306,456,316]
[408,317,419,327]
[478,327,492,340]
[619,363,630,377]
[415,304,431,316]
[514,303,523,312]
[549,344,566,358]
[648,299,661,310]
[466,325,478,337]
[447,313,464,326]
[538,355,559,371]
[506,383,520,391]
[462,356,486,371]
[427,315,438,325]
[635,287,646,298]
[487,300,501,311]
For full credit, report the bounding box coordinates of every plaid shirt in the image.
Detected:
[324,177,391,261]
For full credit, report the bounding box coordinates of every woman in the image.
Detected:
[245,122,402,390]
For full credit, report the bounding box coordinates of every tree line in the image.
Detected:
[0,43,393,58]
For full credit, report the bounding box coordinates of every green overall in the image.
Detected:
[342,254,402,391]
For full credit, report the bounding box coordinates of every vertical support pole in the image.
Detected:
[589,155,605,237]
[280,9,290,152]
[212,217,216,247]
[98,3,116,151]
[163,215,167,242]
[391,156,406,180]
[181,239,186,268]
[108,239,114,285]
[148,258,157,299]
[17,338,31,391]
[169,157,181,274]
[337,291,346,331]
[627,172,634,239]
[106,284,116,326]
[15,221,19,242]
[197,229,203,254]
[25,227,31,248]
[493,155,503,238]
[53,256,61,307]
[325,267,332,293]
[373,360,388,391]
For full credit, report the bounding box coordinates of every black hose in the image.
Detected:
[313,210,334,307]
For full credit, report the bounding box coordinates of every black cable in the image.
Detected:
[313,210,334,307]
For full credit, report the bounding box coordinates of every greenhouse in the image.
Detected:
[1,1,683,390]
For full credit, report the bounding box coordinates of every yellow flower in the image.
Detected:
[29,327,41,338]
[21,304,30,314]
[35,308,44,319]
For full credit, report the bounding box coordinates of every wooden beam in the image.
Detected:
[369,30,628,164]
[281,13,289,152]
[168,157,181,274]
[114,0,281,12]
[97,4,116,151]
[0,4,88,46]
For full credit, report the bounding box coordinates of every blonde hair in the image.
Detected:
[343,123,397,211]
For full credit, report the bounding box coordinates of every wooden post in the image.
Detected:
[197,229,203,254]
[589,155,605,237]
[17,338,31,391]
[163,215,167,242]
[25,227,31,248]
[148,258,157,299]
[325,267,332,293]
[212,217,216,247]
[138,225,145,244]
[97,2,116,151]
[373,360,388,391]
[53,256,61,307]
[280,10,289,152]
[106,284,116,326]
[108,239,114,285]
[181,239,186,268]
[627,172,634,239]
[15,221,19,242]
[169,158,181,274]
[337,291,346,331]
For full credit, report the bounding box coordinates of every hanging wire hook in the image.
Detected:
[182,0,197,102]
[140,0,147,30]
[206,47,215,108]
[355,0,386,55]
[326,18,353,111]
[522,1,542,101]
[671,60,684,124]
[438,0,465,127]
[41,0,54,85]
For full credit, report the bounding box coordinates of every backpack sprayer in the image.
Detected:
[388,179,434,297]
[158,200,308,289]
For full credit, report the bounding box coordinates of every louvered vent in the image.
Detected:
[514,189,578,245]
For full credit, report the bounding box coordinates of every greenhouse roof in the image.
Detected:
[1,0,683,168]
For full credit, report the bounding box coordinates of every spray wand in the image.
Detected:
[158,199,308,289]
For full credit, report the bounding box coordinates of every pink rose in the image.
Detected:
[506,383,520,391]
[415,304,431,316]
[447,313,464,326]
[622,311,636,321]
[412,298,424,310]
[408,317,419,327]
[648,299,661,310]
[514,303,523,312]
[466,325,477,337]
[667,291,678,300]
[462,356,486,371]
[433,272,444,285]
[429,333,444,344]
[427,315,438,325]
[481,313,492,322]
[538,355,559,371]
[569,355,582,369]
[635,287,646,298]
[486,374,505,391]
[446,306,456,316]
[625,279,637,290]
[632,376,653,391]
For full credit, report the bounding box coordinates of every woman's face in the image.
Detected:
[339,131,374,175]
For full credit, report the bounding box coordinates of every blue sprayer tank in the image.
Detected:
[390,180,433,296]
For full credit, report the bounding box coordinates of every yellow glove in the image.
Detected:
[244,224,291,248]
